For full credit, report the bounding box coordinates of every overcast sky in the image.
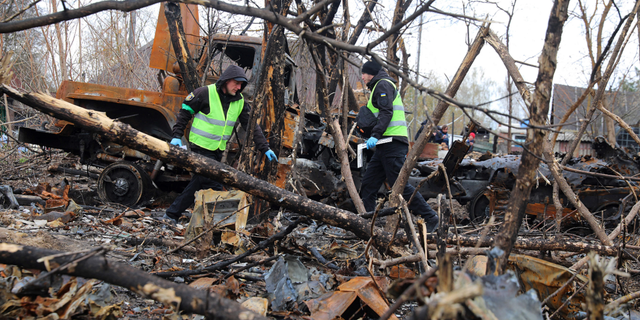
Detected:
[404,1,640,89]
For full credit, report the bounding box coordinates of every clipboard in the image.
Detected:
[357,137,393,168]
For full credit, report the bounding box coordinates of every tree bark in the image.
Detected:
[385,25,489,232]
[484,22,614,247]
[597,99,640,146]
[331,118,366,214]
[307,41,366,214]
[425,233,631,257]
[603,99,617,145]
[164,2,199,93]
[386,0,411,82]
[483,29,533,106]
[0,0,164,33]
[0,84,399,253]
[0,243,268,320]
[586,255,605,320]
[242,22,290,219]
[491,0,570,273]
[347,0,376,44]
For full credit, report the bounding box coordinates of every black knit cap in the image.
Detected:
[362,60,381,75]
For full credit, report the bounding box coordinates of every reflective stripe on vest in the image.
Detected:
[188,84,244,151]
[366,79,408,137]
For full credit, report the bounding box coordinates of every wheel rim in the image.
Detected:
[470,195,491,223]
[98,162,148,206]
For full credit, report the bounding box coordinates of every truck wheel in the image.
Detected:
[468,193,491,223]
[97,161,152,207]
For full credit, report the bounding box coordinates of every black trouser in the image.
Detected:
[166,148,224,220]
[360,140,439,231]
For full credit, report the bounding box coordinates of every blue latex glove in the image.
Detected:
[170,138,182,147]
[366,137,378,150]
[265,149,277,161]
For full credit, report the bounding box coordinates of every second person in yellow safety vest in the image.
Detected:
[161,65,277,224]
[359,60,439,232]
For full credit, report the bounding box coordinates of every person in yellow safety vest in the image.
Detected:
[359,60,439,232]
[161,65,277,224]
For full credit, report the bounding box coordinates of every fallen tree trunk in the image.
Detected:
[0,84,399,253]
[0,243,268,319]
[377,232,634,267]
[430,234,629,256]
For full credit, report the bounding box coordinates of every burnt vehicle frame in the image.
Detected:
[410,138,640,227]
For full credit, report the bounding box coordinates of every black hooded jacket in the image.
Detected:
[366,70,408,145]
[171,65,270,153]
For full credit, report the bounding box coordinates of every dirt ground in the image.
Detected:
[1,149,640,319]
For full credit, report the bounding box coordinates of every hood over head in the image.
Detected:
[217,65,249,93]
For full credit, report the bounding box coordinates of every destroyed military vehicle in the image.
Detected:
[413,136,640,228]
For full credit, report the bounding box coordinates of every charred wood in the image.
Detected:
[587,255,605,320]
[428,233,631,257]
[492,0,570,272]
[309,247,339,270]
[164,3,199,92]
[379,266,439,320]
[125,237,197,254]
[0,243,268,319]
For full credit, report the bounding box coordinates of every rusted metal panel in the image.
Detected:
[305,277,397,320]
[149,3,200,72]
[416,142,439,160]
[57,81,184,125]
[305,291,357,320]
[525,203,574,219]
[556,141,595,157]
[274,159,292,189]
[281,111,299,149]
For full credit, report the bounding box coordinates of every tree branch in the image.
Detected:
[492,0,570,273]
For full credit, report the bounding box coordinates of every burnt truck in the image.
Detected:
[411,137,640,227]
[18,4,297,206]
